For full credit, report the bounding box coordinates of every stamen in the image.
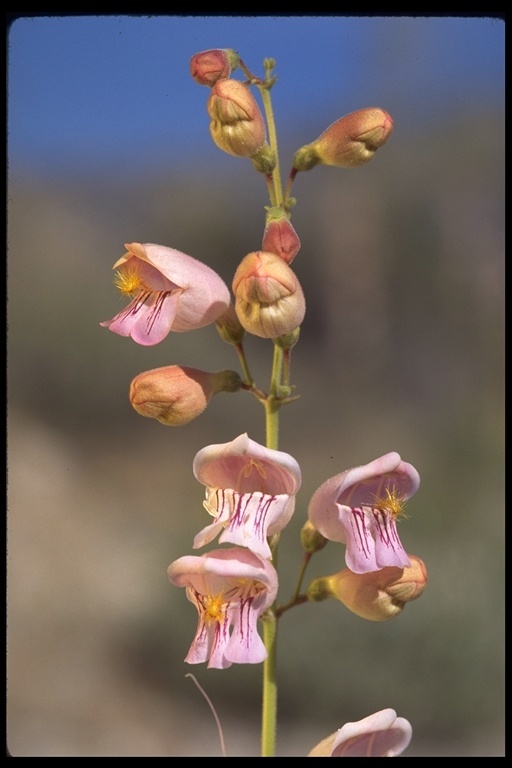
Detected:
[202,592,226,624]
[243,458,268,480]
[371,485,407,520]
[114,267,144,298]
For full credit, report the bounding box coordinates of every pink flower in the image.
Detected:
[308,709,413,757]
[167,548,277,669]
[308,453,419,574]
[193,433,301,559]
[100,242,230,346]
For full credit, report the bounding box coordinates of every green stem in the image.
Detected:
[261,612,278,757]
[234,342,255,388]
[265,173,277,207]
[275,552,313,618]
[258,84,283,207]
[265,343,284,450]
[257,61,287,760]
[260,343,285,756]
[283,167,298,208]
[290,552,312,604]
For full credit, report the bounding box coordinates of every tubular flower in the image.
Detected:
[307,555,428,621]
[129,365,242,426]
[167,548,278,669]
[308,709,413,757]
[100,242,230,346]
[308,452,419,574]
[232,251,306,338]
[193,433,301,560]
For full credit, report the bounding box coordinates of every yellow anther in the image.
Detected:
[372,485,407,520]
[243,458,267,480]
[114,267,144,298]
[203,593,226,624]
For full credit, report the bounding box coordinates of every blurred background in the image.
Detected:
[7,15,504,757]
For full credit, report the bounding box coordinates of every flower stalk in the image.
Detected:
[102,48,424,759]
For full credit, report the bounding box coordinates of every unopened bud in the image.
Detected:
[300,520,328,554]
[207,79,266,158]
[293,108,393,171]
[232,251,306,338]
[190,48,240,87]
[129,365,242,426]
[306,555,427,621]
[215,303,246,345]
[262,206,301,264]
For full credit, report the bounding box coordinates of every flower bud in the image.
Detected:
[232,251,306,338]
[293,107,393,171]
[262,206,301,264]
[300,520,328,554]
[215,303,246,345]
[129,365,242,426]
[190,48,240,87]
[207,79,266,158]
[306,555,427,621]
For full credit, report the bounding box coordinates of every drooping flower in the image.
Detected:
[167,548,278,669]
[308,452,419,574]
[100,242,230,346]
[307,709,413,757]
[193,433,301,559]
[306,555,428,621]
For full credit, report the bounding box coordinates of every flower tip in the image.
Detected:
[190,48,239,86]
[308,709,412,757]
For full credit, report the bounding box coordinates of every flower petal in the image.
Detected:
[372,510,411,570]
[338,506,379,573]
[193,433,301,496]
[141,243,231,331]
[336,453,420,508]
[331,709,413,757]
[102,290,181,346]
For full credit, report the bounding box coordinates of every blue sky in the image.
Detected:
[7,15,505,174]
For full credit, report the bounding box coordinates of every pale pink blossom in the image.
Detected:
[101,242,230,346]
[308,708,413,757]
[308,452,419,574]
[167,548,277,669]
[193,433,301,559]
